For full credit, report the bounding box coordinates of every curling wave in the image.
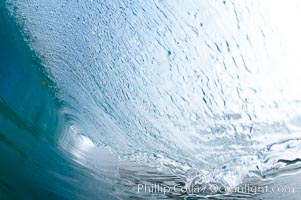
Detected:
[1,0,301,199]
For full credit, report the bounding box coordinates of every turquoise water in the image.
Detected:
[1,0,301,199]
[0,5,116,199]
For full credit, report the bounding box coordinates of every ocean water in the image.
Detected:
[1,0,301,199]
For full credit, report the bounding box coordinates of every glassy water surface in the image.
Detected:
[1,0,301,199]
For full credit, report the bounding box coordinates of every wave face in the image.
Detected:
[1,0,301,199]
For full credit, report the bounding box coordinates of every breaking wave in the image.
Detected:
[1,0,301,199]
